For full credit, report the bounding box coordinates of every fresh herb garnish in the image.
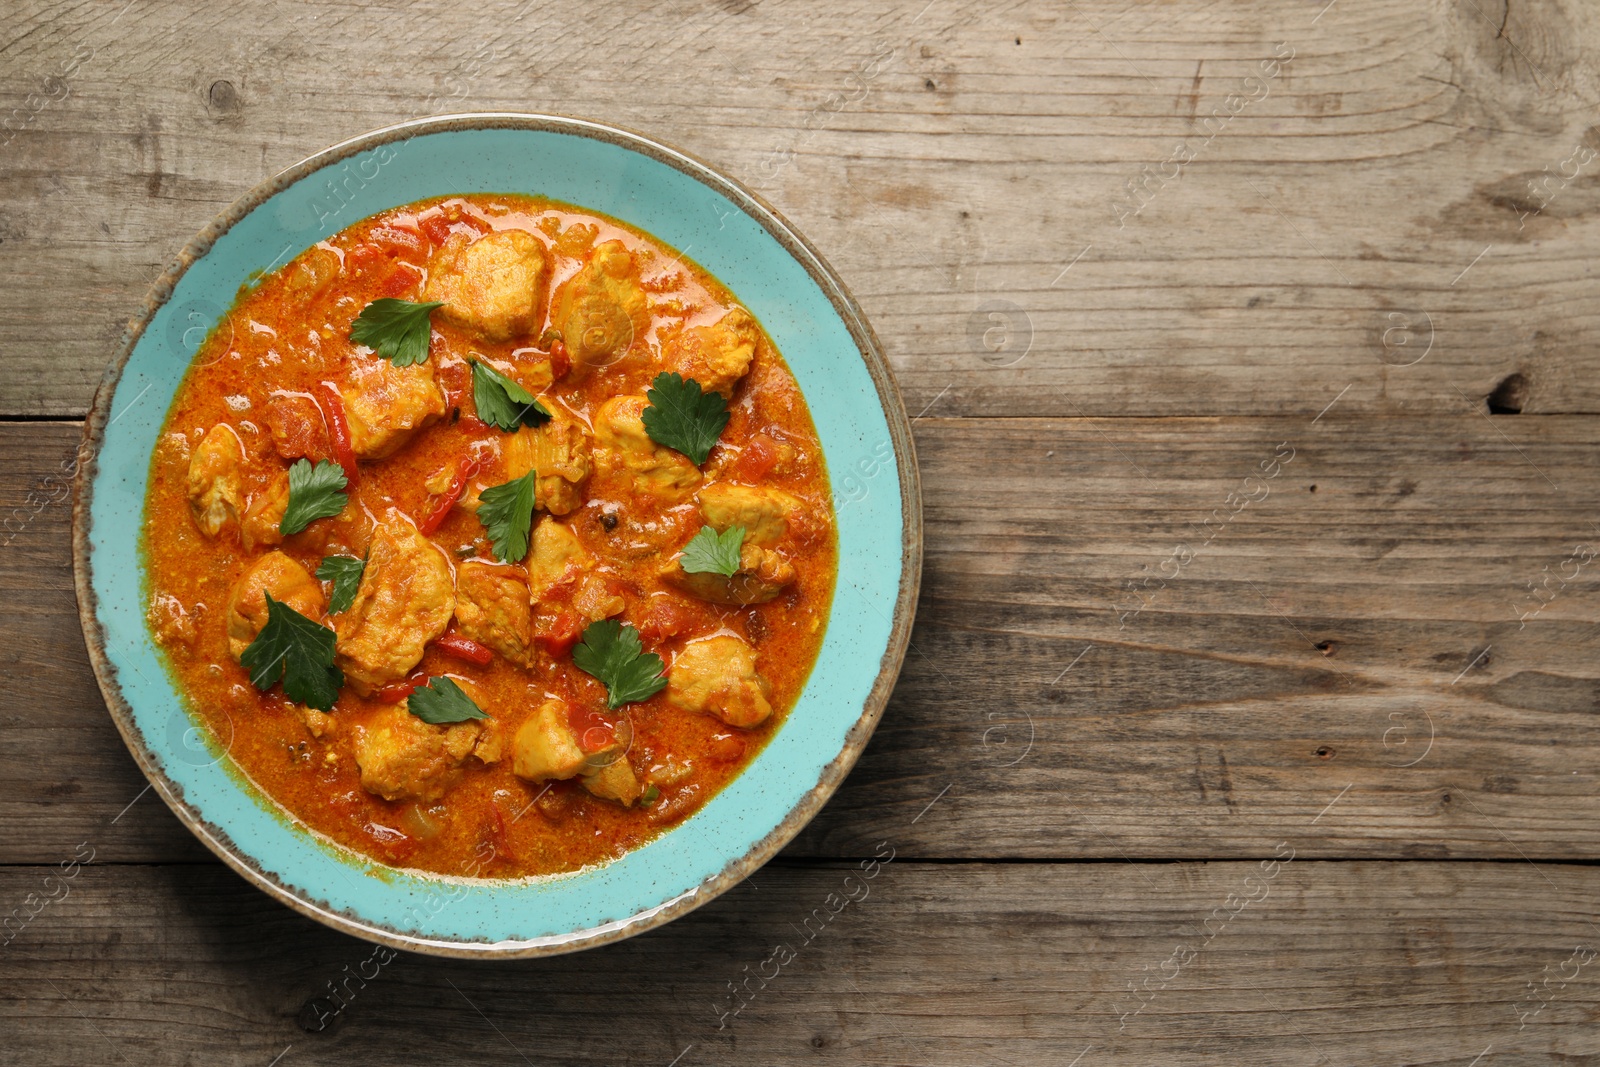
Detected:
[679,524,745,576]
[315,554,365,614]
[571,619,667,710]
[280,458,349,535]
[239,593,343,711]
[349,298,444,367]
[476,471,537,562]
[471,359,552,432]
[407,676,489,724]
[641,372,728,466]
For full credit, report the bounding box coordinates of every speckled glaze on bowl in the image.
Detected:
[71,114,920,957]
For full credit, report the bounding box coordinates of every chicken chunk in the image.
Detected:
[453,561,532,666]
[593,395,701,500]
[187,424,245,537]
[696,483,801,547]
[512,700,641,805]
[580,756,644,805]
[548,239,649,377]
[502,414,591,516]
[294,705,337,740]
[523,520,625,620]
[511,699,588,782]
[665,541,796,605]
[340,356,446,459]
[666,635,773,728]
[335,517,455,693]
[423,229,550,342]
[526,519,587,599]
[240,468,289,551]
[354,703,501,803]
[663,307,761,398]
[572,574,626,621]
[225,551,325,660]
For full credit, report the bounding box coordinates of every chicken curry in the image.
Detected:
[143,194,836,878]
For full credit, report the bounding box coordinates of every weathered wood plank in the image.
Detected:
[4,0,1600,417]
[3,861,1598,1065]
[8,413,1600,863]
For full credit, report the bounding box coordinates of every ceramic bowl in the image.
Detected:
[72,114,920,957]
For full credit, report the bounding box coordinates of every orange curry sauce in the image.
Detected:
[143,195,836,878]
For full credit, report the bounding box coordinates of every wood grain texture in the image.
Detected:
[8,0,1600,1059]
[4,0,1600,417]
[8,413,1600,864]
[4,862,1599,1066]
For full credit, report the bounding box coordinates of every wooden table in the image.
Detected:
[5,0,1600,1062]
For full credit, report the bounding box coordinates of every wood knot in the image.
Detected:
[208,79,241,114]
[296,997,340,1033]
[1487,372,1528,414]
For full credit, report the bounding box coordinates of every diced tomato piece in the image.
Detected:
[635,597,696,642]
[264,394,332,463]
[328,789,366,820]
[434,633,494,666]
[366,224,427,259]
[708,733,747,762]
[375,264,418,299]
[533,610,584,658]
[542,570,579,604]
[347,243,391,275]
[735,432,782,481]
[362,821,416,863]
[318,384,359,485]
[439,359,473,414]
[565,705,616,754]
[549,339,571,380]
[418,213,455,245]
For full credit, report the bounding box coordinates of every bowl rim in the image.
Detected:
[70,112,923,957]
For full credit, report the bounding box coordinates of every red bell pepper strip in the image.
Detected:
[419,456,475,536]
[374,670,428,704]
[319,384,359,485]
[434,633,494,666]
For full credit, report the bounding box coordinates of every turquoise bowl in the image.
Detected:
[72,115,920,957]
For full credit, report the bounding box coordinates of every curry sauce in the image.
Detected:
[143,195,836,878]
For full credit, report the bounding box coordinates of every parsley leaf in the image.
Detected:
[407,676,489,724]
[572,619,667,710]
[315,554,365,614]
[239,593,343,711]
[471,359,552,432]
[476,472,537,562]
[280,458,349,535]
[349,298,444,367]
[680,524,745,576]
[641,372,728,466]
